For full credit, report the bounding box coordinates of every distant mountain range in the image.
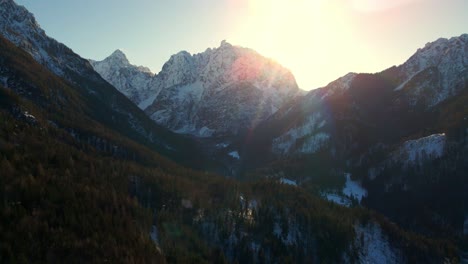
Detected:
[1,0,467,262]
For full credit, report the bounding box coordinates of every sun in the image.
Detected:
[231,0,355,90]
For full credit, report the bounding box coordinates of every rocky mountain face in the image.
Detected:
[393,34,468,107]
[90,50,154,104]
[0,0,92,78]
[93,40,301,137]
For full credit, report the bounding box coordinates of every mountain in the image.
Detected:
[393,34,468,107]
[93,40,301,137]
[250,34,467,158]
[242,33,468,240]
[0,0,206,167]
[89,50,154,104]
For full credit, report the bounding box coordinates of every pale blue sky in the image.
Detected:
[15,0,468,90]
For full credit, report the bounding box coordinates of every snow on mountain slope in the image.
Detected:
[321,72,357,99]
[0,0,99,79]
[256,34,467,159]
[323,173,367,207]
[353,223,404,264]
[393,133,446,166]
[343,173,367,203]
[95,40,301,137]
[279,178,297,186]
[367,133,446,180]
[272,111,329,155]
[90,50,155,104]
[394,34,468,107]
[228,151,240,160]
[145,40,300,136]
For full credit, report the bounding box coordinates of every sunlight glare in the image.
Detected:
[351,0,423,12]
[233,0,356,89]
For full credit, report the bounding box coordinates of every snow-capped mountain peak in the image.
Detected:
[93,40,301,137]
[143,41,301,136]
[403,34,467,75]
[90,49,155,103]
[105,49,131,66]
[394,34,467,106]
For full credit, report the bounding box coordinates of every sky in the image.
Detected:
[15,0,468,90]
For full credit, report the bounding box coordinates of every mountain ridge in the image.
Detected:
[92,40,302,137]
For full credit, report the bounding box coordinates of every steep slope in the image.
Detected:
[90,50,154,104]
[0,0,203,167]
[0,30,174,262]
[94,41,301,137]
[392,34,468,107]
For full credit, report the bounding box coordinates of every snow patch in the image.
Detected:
[272,112,329,155]
[322,173,367,207]
[279,178,297,186]
[394,133,446,165]
[324,193,351,207]
[368,134,446,179]
[150,225,159,245]
[215,142,229,149]
[173,124,196,134]
[228,151,240,159]
[23,111,35,119]
[355,223,402,264]
[342,173,367,203]
[198,126,214,137]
